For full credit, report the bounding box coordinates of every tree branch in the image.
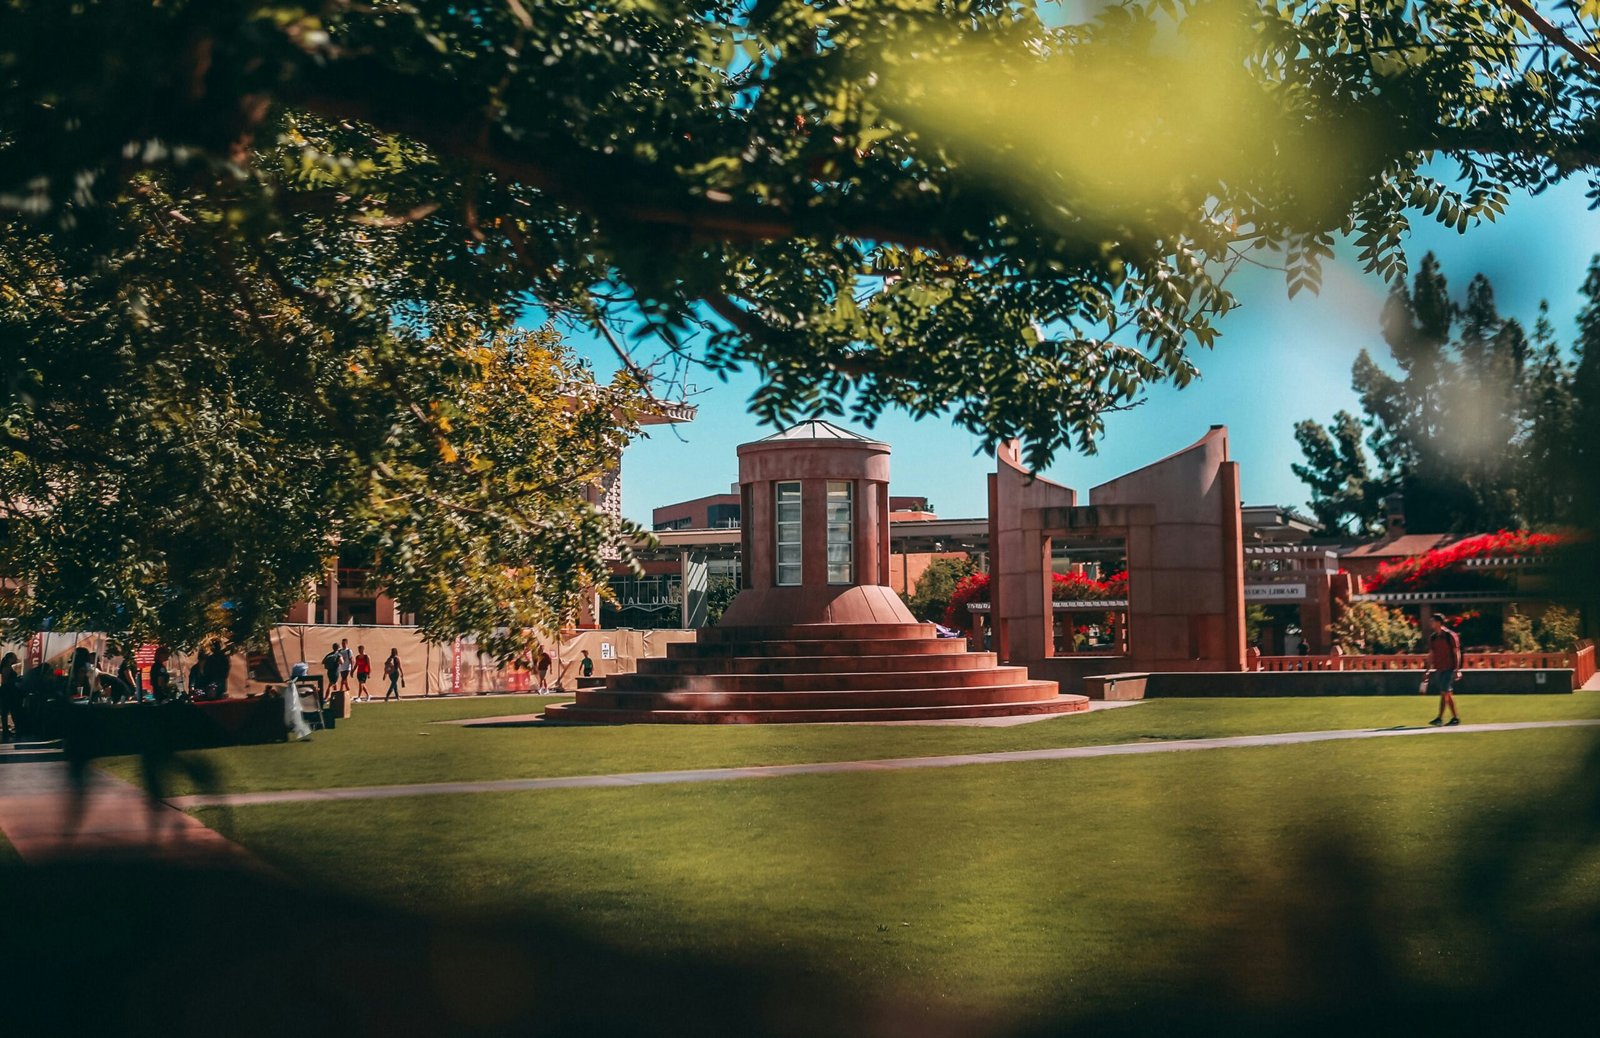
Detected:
[1503,0,1600,76]
[278,58,953,252]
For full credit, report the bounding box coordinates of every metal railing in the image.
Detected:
[1257,643,1595,689]
[1575,641,1597,687]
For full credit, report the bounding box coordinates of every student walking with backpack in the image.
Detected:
[1424,614,1463,727]
[321,643,341,704]
[383,649,404,701]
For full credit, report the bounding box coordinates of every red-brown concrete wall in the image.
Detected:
[992,427,1246,676]
[1089,427,1244,672]
[990,442,1077,664]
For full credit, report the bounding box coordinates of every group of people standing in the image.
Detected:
[0,634,590,745]
[0,640,235,741]
[320,639,404,702]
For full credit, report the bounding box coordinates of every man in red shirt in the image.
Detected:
[1424,614,1462,726]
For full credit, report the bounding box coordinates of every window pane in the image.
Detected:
[776,482,802,586]
[825,481,851,584]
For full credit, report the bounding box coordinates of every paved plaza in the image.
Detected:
[0,748,256,866]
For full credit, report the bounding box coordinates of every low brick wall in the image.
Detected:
[1082,673,1149,701]
[1140,669,1573,698]
[1028,655,1134,691]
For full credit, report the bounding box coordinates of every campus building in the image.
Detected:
[624,485,953,627]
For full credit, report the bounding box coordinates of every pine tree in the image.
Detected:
[1291,411,1390,535]
[1518,304,1575,526]
[1443,292,1524,529]
[1571,258,1600,525]
[1295,256,1570,534]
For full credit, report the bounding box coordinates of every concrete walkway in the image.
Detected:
[0,751,257,866]
[166,718,1600,810]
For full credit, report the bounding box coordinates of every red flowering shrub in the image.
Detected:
[944,572,990,629]
[1051,570,1127,601]
[942,570,1128,628]
[1363,530,1566,593]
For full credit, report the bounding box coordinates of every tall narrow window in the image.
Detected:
[826,481,853,584]
[776,482,802,586]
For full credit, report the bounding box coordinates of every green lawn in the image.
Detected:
[199,725,1600,1023]
[100,692,1600,797]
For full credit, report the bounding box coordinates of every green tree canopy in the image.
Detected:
[905,556,980,623]
[8,0,1600,644]
[1331,601,1419,655]
[1294,255,1586,535]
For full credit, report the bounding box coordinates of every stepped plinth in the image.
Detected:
[541,422,1088,724]
[542,621,1088,723]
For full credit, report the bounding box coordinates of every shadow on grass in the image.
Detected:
[4,734,1600,1035]
[1031,731,1600,1036]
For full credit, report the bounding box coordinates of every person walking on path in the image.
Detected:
[321,643,341,698]
[383,649,404,701]
[1,651,20,740]
[535,647,553,693]
[354,645,372,702]
[338,638,354,694]
[1425,614,1463,727]
[579,650,594,680]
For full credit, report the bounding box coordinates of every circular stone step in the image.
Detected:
[540,694,1090,725]
[543,628,1068,726]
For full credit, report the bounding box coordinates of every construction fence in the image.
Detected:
[6,625,700,697]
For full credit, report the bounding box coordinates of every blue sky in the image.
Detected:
[552,180,1600,526]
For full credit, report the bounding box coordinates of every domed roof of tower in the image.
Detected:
[758,419,878,442]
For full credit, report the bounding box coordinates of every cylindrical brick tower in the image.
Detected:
[717,421,916,628]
